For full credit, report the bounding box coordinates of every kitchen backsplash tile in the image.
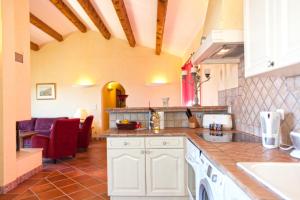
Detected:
[219,59,300,145]
[109,111,224,129]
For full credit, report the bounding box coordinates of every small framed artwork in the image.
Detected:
[36,83,56,100]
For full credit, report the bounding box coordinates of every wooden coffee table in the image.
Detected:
[19,131,37,148]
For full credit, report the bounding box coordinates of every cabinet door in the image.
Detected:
[276,0,300,69]
[107,149,145,196]
[244,0,276,77]
[146,149,185,196]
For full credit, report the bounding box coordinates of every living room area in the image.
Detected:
[0,0,192,199]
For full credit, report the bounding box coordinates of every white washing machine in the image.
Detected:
[198,154,225,200]
[186,139,205,200]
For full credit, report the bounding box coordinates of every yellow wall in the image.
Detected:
[31,31,182,134]
[184,0,243,61]
[0,0,31,186]
[101,82,125,131]
[202,0,243,36]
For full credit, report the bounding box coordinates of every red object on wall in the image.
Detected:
[181,61,195,106]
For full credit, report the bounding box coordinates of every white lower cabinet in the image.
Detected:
[107,149,146,196]
[107,137,186,199]
[146,149,185,196]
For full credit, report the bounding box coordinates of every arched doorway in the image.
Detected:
[101,81,126,131]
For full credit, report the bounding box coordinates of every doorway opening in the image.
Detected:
[101,81,126,131]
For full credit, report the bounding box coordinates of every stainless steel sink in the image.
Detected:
[237,162,300,200]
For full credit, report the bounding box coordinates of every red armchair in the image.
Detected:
[77,115,94,150]
[31,119,80,163]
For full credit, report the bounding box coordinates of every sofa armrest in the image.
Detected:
[31,135,50,156]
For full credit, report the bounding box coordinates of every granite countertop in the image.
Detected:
[103,128,298,200]
[106,106,228,113]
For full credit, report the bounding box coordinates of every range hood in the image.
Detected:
[191,29,244,64]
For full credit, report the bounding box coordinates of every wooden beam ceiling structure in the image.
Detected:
[30,13,63,42]
[50,0,87,33]
[30,42,40,51]
[111,0,136,47]
[77,0,111,39]
[156,0,168,55]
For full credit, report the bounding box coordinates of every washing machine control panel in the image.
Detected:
[211,174,218,183]
[201,155,224,187]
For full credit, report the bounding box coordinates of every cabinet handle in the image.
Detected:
[268,61,274,67]
[163,141,167,145]
[145,150,151,154]
[141,150,145,154]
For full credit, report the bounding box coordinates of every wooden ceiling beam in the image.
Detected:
[77,0,111,39]
[30,13,63,42]
[30,42,40,51]
[50,0,87,33]
[156,0,168,55]
[112,0,136,47]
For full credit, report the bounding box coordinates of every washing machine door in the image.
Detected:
[199,179,214,200]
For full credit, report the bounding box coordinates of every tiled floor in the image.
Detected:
[0,140,109,200]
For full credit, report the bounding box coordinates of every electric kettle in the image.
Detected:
[260,111,281,149]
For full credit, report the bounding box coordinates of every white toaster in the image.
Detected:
[202,114,233,130]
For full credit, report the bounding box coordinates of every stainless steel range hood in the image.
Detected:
[191,29,244,64]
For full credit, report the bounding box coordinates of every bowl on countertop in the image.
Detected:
[116,120,137,130]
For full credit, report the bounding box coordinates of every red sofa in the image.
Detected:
[31,118,80,163]
[77,115,94,150]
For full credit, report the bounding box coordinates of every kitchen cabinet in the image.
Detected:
[107,137,186,199]
[107,149,146,196]
[244,0,300,77]
[276,0,300,70]
[146,149,185,196]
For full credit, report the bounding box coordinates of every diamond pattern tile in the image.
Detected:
[219,59,300,144]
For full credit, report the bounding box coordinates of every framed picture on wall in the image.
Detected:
[36,83,56,100]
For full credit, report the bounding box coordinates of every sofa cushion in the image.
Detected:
[34,117,68,132]
[18,118,36,131]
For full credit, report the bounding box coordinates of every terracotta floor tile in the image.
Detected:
[80,178,101,187]
[30,183,56,194]
[64,170,84,178]
[100,193,109,200]
[59,167,75,174]
[34,179,50,186]
[72,175,91,182]
[7,179,40,194]
[2,141,109,200]
[47,174,67,183]
[68,189,97,200]
[52,195,72,200]
[18,196,39,200]
[14,190,35,200]
[47,171,61,178]
[30,172,51,179]
[87,196,104,200]
[53,178,75,188]
[0,194,18,200]
[88,183,107,194]
[60,183,85,194]
[37,189,64,200]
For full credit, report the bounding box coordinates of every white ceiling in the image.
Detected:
[29,0,209,56]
